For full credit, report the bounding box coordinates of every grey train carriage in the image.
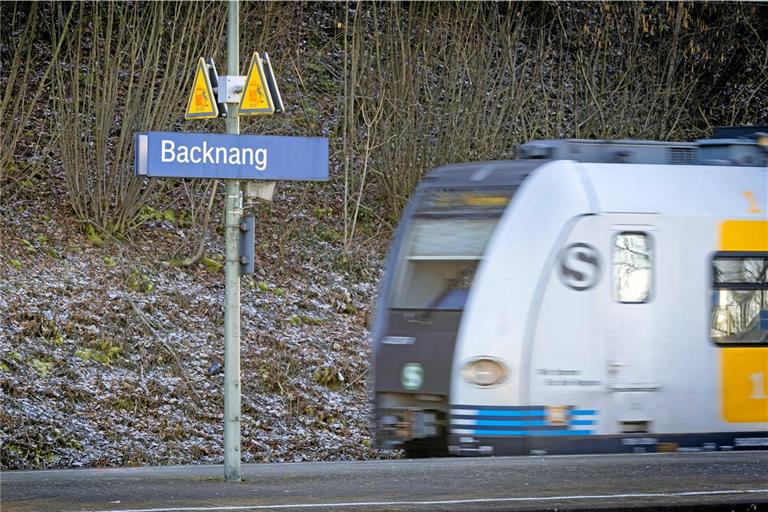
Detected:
[371,131,768,457]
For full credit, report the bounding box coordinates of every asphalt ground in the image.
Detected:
[2,451,767,512]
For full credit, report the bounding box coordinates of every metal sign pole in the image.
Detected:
[133,0,328,483]
[223,0,242,482]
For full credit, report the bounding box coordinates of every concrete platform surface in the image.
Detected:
[2,451,768,512]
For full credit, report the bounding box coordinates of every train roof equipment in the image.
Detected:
[518,127,767,167]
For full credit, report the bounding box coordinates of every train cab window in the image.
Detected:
[711,254,768,344]
[389,187,514,311]
[391,217,495,310]
[613,232,653,303]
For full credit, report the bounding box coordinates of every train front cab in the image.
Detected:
[448,161,768,456]
[371,161,538,457]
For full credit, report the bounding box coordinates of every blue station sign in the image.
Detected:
[134,131,328,180]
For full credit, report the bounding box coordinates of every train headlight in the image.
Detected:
[461,358,508,387]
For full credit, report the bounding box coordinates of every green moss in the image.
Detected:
[306,62,337,93]
[31,358,53,377]
[10,258,22,269]
[312,366,344,390]
[21,239,36,253]
[139,206,178,225]
[103,255,116,267]
[40,319,64,345]
[313,207,332,219]
[6,438,55,465]
[300,315,324,326]
[319,226,341,243]
[75,340,122,365]
[97,339,123,361]
[138,206,156,221]
[176,211,191,228]
[85,225,103,246]
[287,314,324,326]
[75,348,94,361]
[113,398,132,411]
[320,78,338,93]
[201,257,223,272]
[126,271,153,293]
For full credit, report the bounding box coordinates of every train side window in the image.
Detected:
[613,232,652,303]
[711,253,768,344]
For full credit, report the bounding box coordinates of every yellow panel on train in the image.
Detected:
[720,219,768,424]
[720,219,768,252]
[721,348,768,423]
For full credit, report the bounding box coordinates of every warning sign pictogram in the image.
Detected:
[239,52,274,116]
[185,58,219,120]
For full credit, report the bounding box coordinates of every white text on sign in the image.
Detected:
[161,140,268,171]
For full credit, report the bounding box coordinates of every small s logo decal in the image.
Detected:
[560,243,601,291]
[401,363,425,391]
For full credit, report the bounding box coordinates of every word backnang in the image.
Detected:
[161,140,268,171]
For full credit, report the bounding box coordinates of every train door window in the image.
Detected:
[711,254,768,344]
[613,232,653,303]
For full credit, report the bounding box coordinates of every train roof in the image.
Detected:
[519,128,768,167]
[422,128,766,190]
[419,130,766,218]
[519,129,767,216]
[421,160,541,189]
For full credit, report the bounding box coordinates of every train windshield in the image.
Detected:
[390,189,512,310]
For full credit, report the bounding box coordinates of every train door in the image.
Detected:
[602,215,663,434]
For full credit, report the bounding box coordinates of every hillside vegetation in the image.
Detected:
[1,1,766,469]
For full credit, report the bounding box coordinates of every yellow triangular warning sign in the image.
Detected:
[239,52,274,116]
[185,58,219,120]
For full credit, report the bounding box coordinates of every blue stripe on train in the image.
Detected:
[474,409,546,418]
[461,429,595,437]
[452,408,597,416]
[465,419,596,427]
[451,407,598,435]
[474,420,547,427]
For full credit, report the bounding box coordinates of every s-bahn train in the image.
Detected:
[372,129,768,457]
